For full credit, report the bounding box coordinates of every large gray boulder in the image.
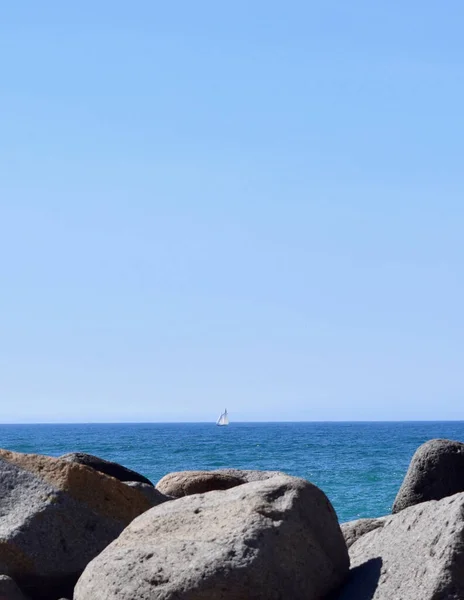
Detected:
[156,468,284,497]
[74,475,349,600]
[340,517,386,549]
[335,492,464,600]
[392,438,464,513]
[0,575,30,600]
[60,452,153,486]
[0,449,152,599]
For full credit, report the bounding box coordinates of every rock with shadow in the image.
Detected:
[334,491,464,599]
[392,438,464,513]
[0,449,153,600]
[74,475,349,600]
[0,575,31,600]
[332,558,382,600]
[60,452,153,486]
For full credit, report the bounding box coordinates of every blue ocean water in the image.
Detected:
[1,421,463,523]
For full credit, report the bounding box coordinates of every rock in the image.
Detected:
[335,492,464,600]
[217,468,285,482]
[155,470,244,497]
[124,481,171,506]
[0,449,153,600]
[392,438,464,513]
[74,475,349,600]
[0,575,30,600]
[156,468,284,497]
[341,517,386,549]
[60,452,153,486]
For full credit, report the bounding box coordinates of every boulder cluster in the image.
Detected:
[0,438,463,599]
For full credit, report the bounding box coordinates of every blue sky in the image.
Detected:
[1,2,463,422]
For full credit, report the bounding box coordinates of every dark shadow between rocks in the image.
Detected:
[19,572,78,600]
[331,557,383,600]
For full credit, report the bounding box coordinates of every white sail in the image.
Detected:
[216,408,229,426]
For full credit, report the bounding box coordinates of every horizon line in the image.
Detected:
[0,419,463,425]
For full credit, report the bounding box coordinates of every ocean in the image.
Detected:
[1,421,463,523]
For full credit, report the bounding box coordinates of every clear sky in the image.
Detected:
[1,2,463,422]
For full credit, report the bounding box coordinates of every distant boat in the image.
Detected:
[216,408,229,426]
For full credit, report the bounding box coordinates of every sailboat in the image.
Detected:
[216,408,229,426]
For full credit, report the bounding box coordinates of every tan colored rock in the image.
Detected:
[60,452,153,486]
[156,468,283,497]
[75,475,349,600]
[0,449,152,599]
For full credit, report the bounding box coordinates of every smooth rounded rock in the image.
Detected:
[392,438,464,513]
[75,475,349,600]
[60,452,153,486]
[156,468,284,497]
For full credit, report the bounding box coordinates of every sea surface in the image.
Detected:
[1,421,463,523]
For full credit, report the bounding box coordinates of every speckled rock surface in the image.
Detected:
[335,492,464,600]
[392,439,464,513]
[75,475,349,600]
[0,449,152,599]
